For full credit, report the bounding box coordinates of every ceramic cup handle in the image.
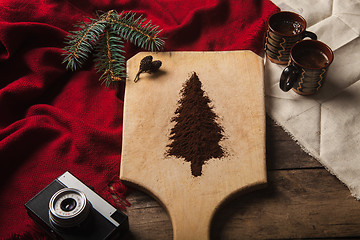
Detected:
[303,31,317,40]
[280,65,301,92]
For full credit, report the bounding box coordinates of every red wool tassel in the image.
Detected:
[105,178,131,210]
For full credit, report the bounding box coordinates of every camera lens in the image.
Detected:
[60,198,77,212]
[49,188,91,228]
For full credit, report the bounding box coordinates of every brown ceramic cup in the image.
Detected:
[265,11,317,64]
[280,40,334,95]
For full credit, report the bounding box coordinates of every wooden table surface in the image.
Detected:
[121,116,360,239]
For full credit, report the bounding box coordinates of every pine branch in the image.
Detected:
[62,10,165,88]
[94,26,126,88]
[108,11,165,52]
[63,18,107,71]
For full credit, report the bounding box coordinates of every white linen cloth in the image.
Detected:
[267,0,360,198]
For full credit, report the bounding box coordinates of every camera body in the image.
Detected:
[25,171,128,240]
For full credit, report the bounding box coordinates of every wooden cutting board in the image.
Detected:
[120,51,266,240]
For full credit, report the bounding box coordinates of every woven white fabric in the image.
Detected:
[267,0,360,198]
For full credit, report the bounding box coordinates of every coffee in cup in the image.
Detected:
[279,40,334,95]
[265,11,317,65]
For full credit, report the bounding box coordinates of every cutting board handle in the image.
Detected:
[170,202,214,240]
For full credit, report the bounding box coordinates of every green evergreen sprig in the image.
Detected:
[109,11,165,51]
[94,29,125,87]
[62,10,165,87]
[63,18,107,71]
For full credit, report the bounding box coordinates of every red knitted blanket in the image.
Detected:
[0,0,278,238]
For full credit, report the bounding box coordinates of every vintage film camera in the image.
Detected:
[25,171,128,240]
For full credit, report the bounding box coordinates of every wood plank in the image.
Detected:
[212,168,360,239]
[122,190,172,240]
[123,168,360,240]
[266,116,323,170]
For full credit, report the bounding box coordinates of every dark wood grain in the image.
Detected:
[121,116,360,240]
[266,116,322,170]
[211,169,360,239]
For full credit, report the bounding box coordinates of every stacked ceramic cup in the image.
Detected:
[265,11,334,95]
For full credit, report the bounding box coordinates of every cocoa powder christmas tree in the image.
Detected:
[167,72,225,177]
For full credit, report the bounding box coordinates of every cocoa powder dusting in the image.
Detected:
[167,72,225,177]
